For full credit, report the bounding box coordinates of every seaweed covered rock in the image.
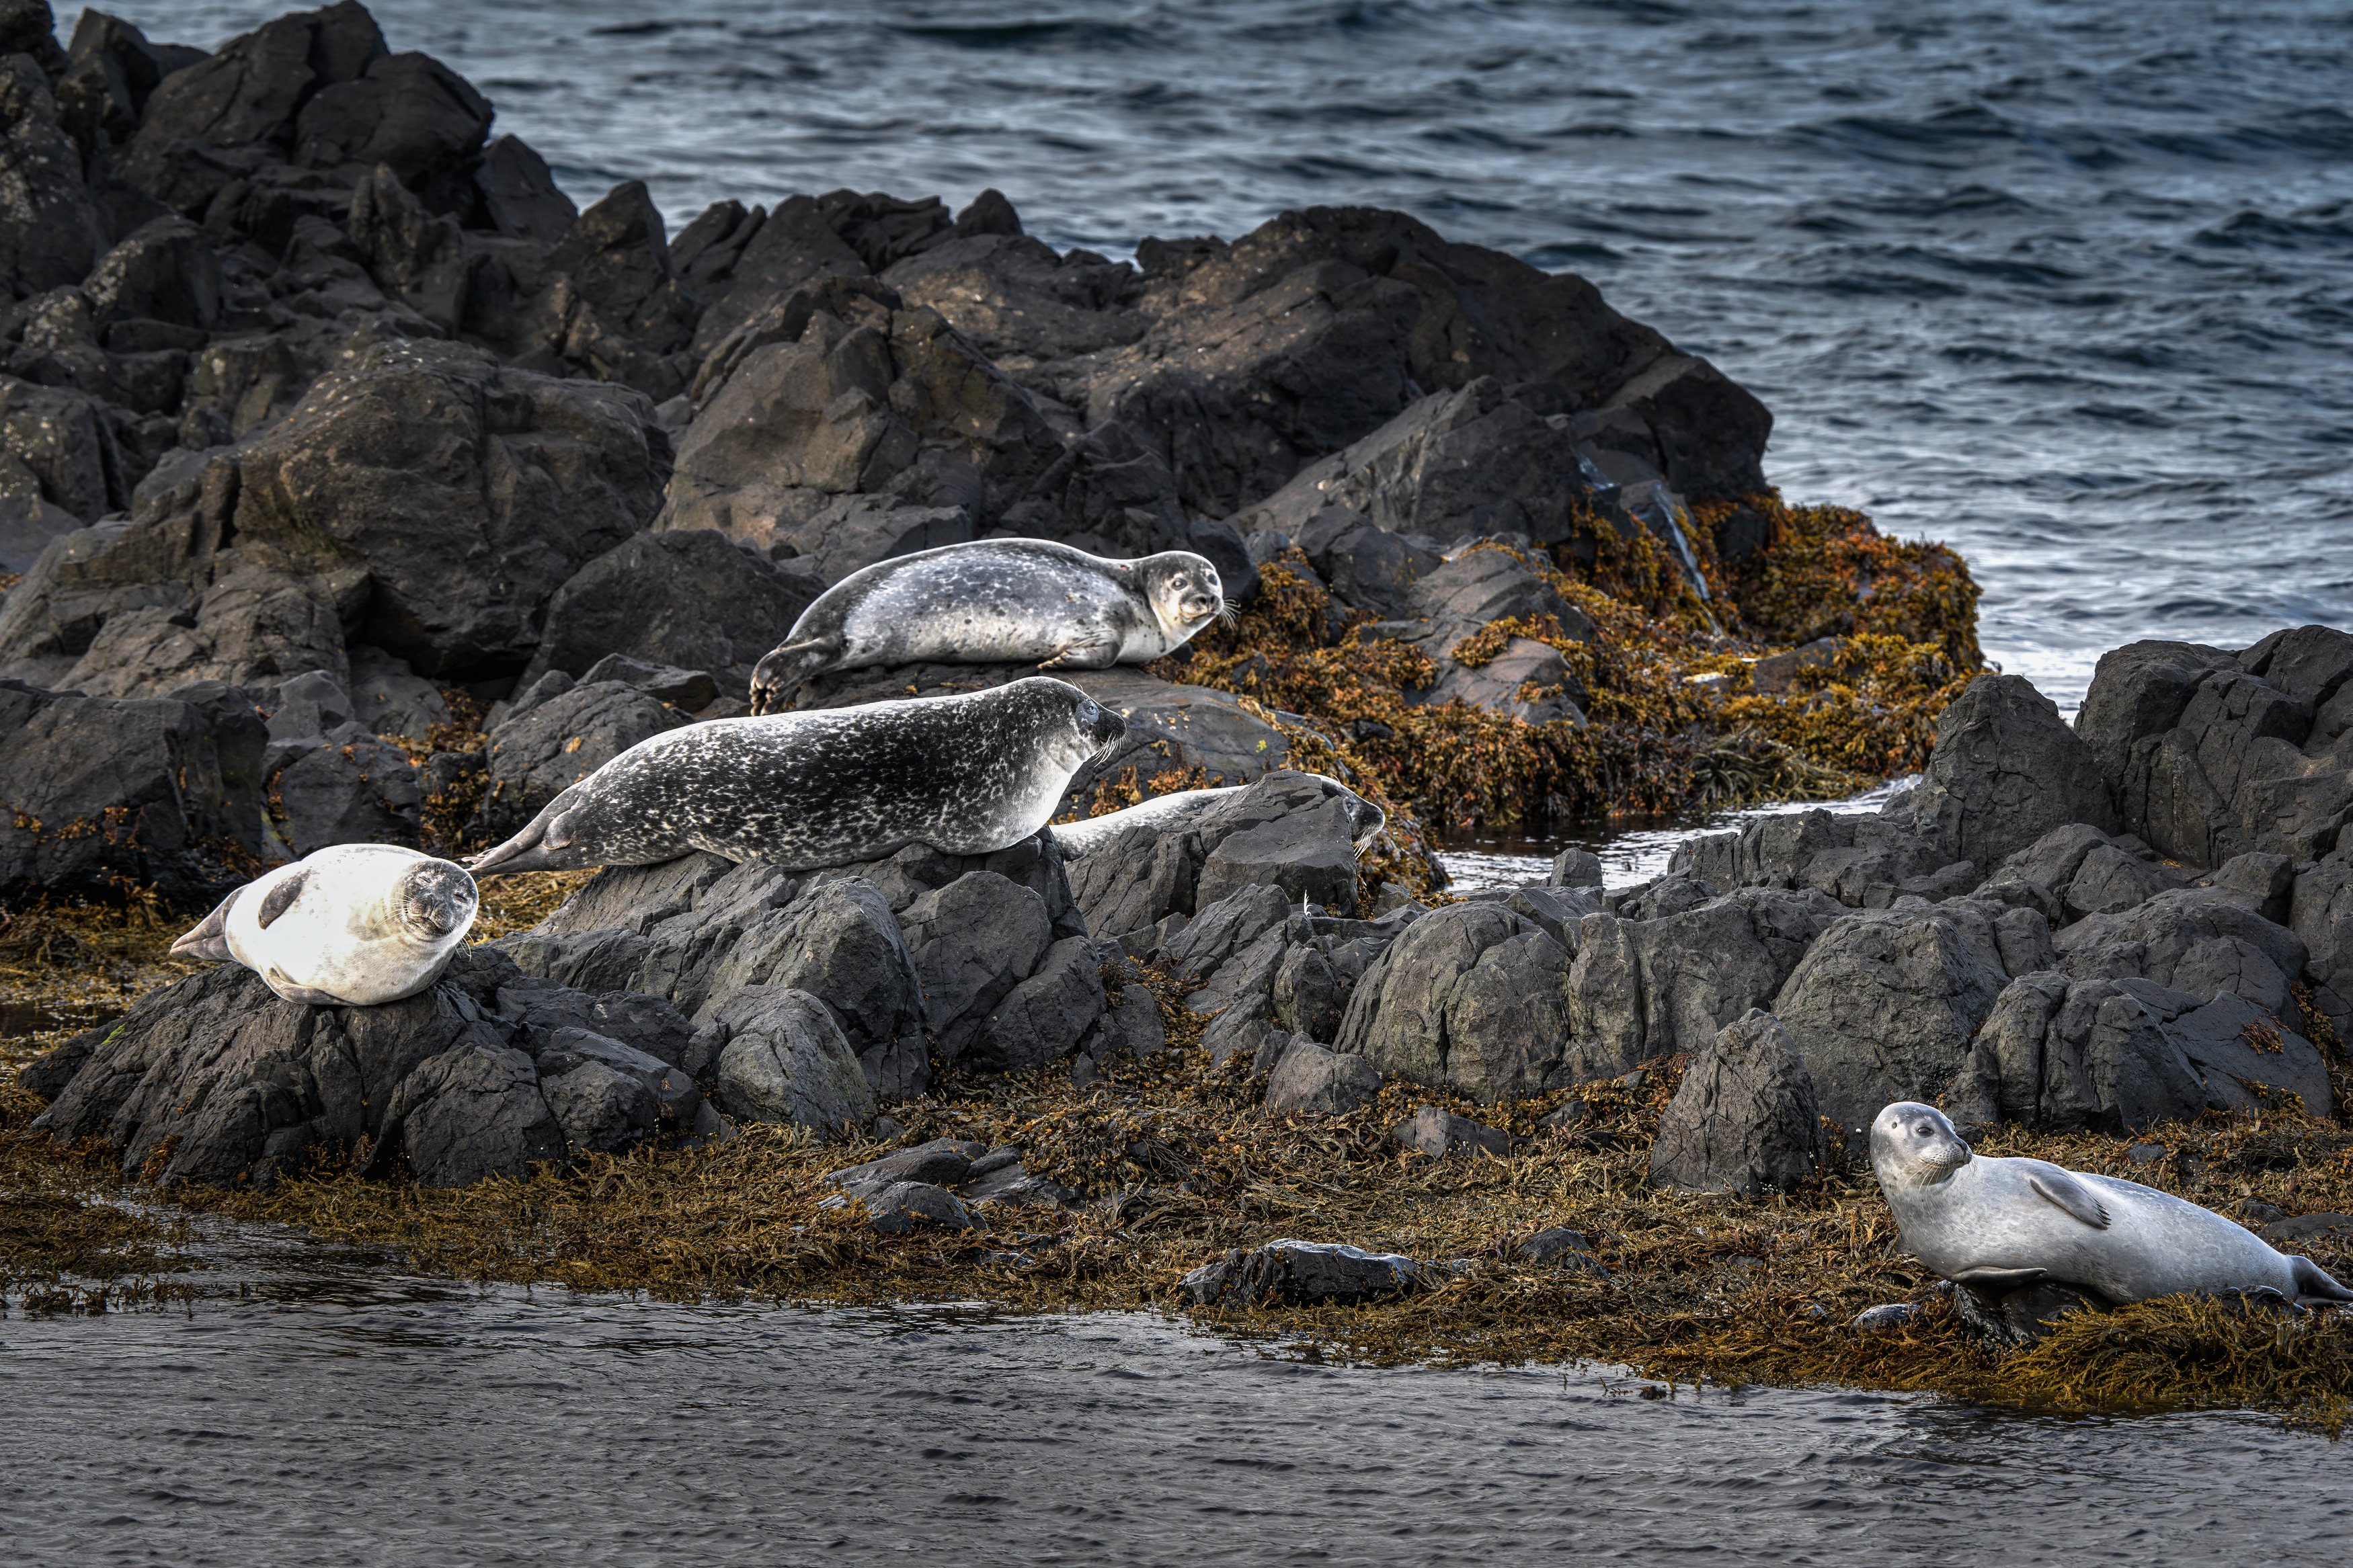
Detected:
[21,946,717,1188]
[1646,1009,1826,1196]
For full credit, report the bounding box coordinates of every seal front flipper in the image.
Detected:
[2028,1167,2111,1229]
[256,868,311,929]
[748,638,840,715]
[1949,1266,2050,1291]
[261,966,351,1006]
[1037,628,1121,671]
[167,888,243,960]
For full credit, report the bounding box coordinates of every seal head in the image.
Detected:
[1135,552,1226,643]
[1869,1101,1974,1188]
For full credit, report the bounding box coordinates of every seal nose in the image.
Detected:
[1081,699,1126,749]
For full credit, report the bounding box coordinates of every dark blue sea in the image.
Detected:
[111,0,2353,708]
[15,5,2353,1561]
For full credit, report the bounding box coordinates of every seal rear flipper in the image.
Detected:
[467,787,598,875]
[2028,1168,2112,1230]
[1949,1266,2050,1292]
[748,638,840,715]
[2290,1255,2353,1305]
[167,889,242,960]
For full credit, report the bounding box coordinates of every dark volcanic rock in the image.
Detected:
[1646,1009,1826,1196]
[22,946,718,1188]
[699,985,877,1132]
[472,679,688,842]
[1334,902,1571,1103]
[520,528,825,692]
[0,677,264,906]
[1903,674,2118,872]
[1392,1104,1509,1159]
[1263,1038,1384,1114]
[0,52,106,302]
[1180,1237,1429,1307]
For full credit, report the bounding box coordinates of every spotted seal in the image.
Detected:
[1870,1101,2353,1307]
[168,844,479,1006]
[750,539,1224,714]
[470,675,1127,875]
[1051,774,1386,860]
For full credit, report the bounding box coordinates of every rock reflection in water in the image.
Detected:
[0,1246,2341,1566]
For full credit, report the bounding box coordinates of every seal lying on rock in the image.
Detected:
[1870,1102,2353,1307]
[471,676,1126,875]
[167,845,479,1006]
[749,539,1225,714]
[1051,774,1387,859]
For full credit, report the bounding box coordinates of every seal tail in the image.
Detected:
[2290,1255,2353,1305]
[167,888,242,961]
[748,638,840,715]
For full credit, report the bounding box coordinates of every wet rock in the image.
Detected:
[971,934,1106,1072]
[1899,674,2120,871]
[826,1137,987,1194]
[1773,905,2008,1137]
[1336,902,1571,1102]
[1646,1009,1825,1197]
[702,986,876,1134]
[1263,1038,1383,1114]
[520,528,825,693]
[1392,1105,1509,1159]
[0,53,105,300]
[1179,1237,1429,1307]
[0,677,264,907]
[1849,1303,1915,1333]
[1952,1278,2107,1347]
[472,680,688,842]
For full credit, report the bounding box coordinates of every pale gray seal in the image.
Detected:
[470,675,1126,875]
[168,845,478,1006]
[1870,1102,2352,1307]
[1051,775,1386,859]
[749,539,1224,714]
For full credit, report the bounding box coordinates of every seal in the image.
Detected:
[1870,1101,2353,1307]
[749,539,1225,714]
[1052,774,1386,860]
[168,844,479,1006]
[469,675,1127,875]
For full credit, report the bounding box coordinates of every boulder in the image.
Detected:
[58,561,346,699]
[23,946,714,1187]
[1334,902,1571,1102]
[2291,856,2353,1042]
[1668,807,1954,910]
[1946,971,2333,1130]
[1771,905,2008,1137]
[1289,506,1442,618]
[1392,1104,1509,1159]
[898,869,1052,1060]
[1194,794,1364,913]
[0,378,121,574]
[0,677,264,906]
[1901,674,2119,871]
[520,528,825,693]
[0,54,106,302]
[471,680,688,841]
[346,644,450,739]
[701,986,877,1134]
[2074,640,2240,796]
[2054,886,2308,1018]
[470,133,577,242]
[1550,848,1605,891]
[883,231,1148,375]
[1272,942,1345,1042]
[1646,1010,1826,1196]
[970,934,1106,1071]
[1263,1039,1384,1114]
[1179,1238,1428,1307]
[861,1181,977,1233]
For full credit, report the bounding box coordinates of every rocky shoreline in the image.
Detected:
[6,0,2353,1422]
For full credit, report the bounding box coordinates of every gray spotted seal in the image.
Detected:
[1870,1102,2352,1307]
[470,675,1126,875]
[750,539,1224,714]
[1051,775,1386,859]
[168,845,478,1006]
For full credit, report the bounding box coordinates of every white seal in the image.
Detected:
[750,538,1224,713]
[168,845,479,1006]
[1870,1101,2352,1307]
[469,675,1127,876]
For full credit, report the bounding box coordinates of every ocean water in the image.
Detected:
[105,0,2353,710]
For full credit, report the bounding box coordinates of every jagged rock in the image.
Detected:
[1670,805,1957,910]
[1180,1237,1429,1307]
[0,53,106,302]
[1264,1038,1383,1114]
[1946,970,2334,1131]
[1773,905,2009,1136]
[58,561,346,699]
[1285,505,1442,618]
[577,653,716,710]
[1562,886,1843,1082]
[1167,882,1295,981]
[1550,848,1605,891]
[1334,902,1570,1102]
[0,677,264,906]
[883,230,1148,374]
[2292,856,2353,1042]
[469,133,575,241]
[2053,886,2309,1017]
[1646,1010,1826,1196]
[1900,674,2119,871]
[1094,957,1168,1059]
[2074,640,2241,794]
[1392,1104,1509,1158]
[900,869,1052,1061]
[701,986,876,1134]
[1272,942,1345,1042]
[0,378,121,573]
[970,934,1106,1071]
[471,680,688,841]
[346,644,448,739]
[826,1137,987,1194]
[265,715,422,856]
[524,526,828,691]
[22,946,709,1187]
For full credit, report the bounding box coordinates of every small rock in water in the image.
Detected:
[1850,1303,1916,1332]
[1180,1239,1429,1308]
